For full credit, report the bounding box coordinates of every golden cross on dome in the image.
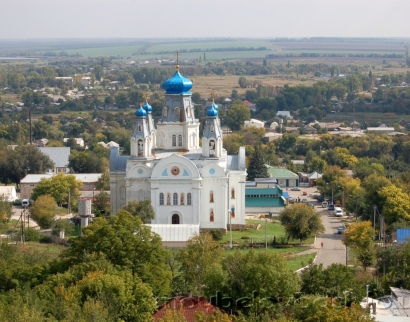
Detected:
[211,90,215,103]
[175,51,181,71]
[145,91,149,102]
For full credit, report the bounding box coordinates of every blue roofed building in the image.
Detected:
[245,180,286,215]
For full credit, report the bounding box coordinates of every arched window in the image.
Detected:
[186,107,191,117]
[159,193,164,205]
[209,140,215,150]
[210,191,214,203]
[138,140,143,156]
[187,193,192,205]
[138,123,142,132]
[174,107,180,118]
[231,206,235,218]
[210,125,214,133]
[173,193,178,205]
[172,134,176,147]
[231,188,235,199]
[180,193,185,205]
[172,214,180,224]
[210,209,214,222]
[178,134,182,146]
[163,107,168,117]
[167,193,171,205]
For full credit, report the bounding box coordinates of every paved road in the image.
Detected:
[314,207,347,268]
[288,187,347,268]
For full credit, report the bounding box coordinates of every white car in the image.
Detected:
[334,207,343,217]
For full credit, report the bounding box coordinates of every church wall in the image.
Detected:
[227,171,247,227]
[110,172,127,214]
[200,177,228,229]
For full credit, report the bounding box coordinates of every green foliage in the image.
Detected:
[68,150,106,173]
[247,145,268,181]
[120,199,155,223]
[279,204,325,244]
[0,196,12,226]
[226,100,251,131]
[61,210,172,296]
[209,229,223,241]
[93,191,111,216]
[52,219,74,237]
[0,145,54,184]
[30,194,56,229]
[24,227,42,242]
[31,174,82,206]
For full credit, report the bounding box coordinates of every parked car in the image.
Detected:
[307,202,315,208]
[337,227,345,234]
[328,204,335,211]
[291,187,301,191]
[334,207,343,217]
[302,191,307,196]
[22,199,30,207]
[322,201,329,208]
[301,198,308,203]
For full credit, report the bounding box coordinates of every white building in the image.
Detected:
[244,118,265,129]
[110,65,247,241]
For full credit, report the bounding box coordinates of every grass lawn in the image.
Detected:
[287,253,316,271]
[220,219,314,246]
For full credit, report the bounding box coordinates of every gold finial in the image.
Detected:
[211,90,215,103]
[175,51,180,71]
[145,91,149,103]
[140,102,143,108]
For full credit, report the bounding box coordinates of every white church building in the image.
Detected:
[110,65,247,244]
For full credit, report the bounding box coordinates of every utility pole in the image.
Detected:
[265,217,268,250]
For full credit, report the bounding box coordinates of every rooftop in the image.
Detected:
[267,166,299,179]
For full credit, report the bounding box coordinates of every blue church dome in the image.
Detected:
[135,106,147,117]
[162,68,193,95]
[209,101,219,111]
[207,105,218,117]
[142,101,152,113]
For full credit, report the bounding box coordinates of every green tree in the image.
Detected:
[31,173,82,206]
[93,191,111,216]
[177,232,223,293]
[226,100,251,131]
[93,65,104,81]
[279,204,325,244]
[0,195,13,227]
[238,76,248,89]
[115,92,128,109]
[68,151,105,173]
[378,185,410,224]
[0,145,54,184]
[342,221,375,270]
[309,156,327,173]
[121,199,155,223]
[247,145,268,181]
[220,250,300,299]
[61,210,172,296]
[30,194,56,229]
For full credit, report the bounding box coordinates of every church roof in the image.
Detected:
[135,106,147,117]
[142,101,152,113]
[161,69,193,95]
[110,147,129,172]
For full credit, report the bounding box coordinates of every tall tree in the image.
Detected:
[30,194,56,229]
[279,204,325,245]
[68,151,105,173]
[61,210,172,297]
[226,100,251,131]
[246,145,268,181]
[0,145,54,184]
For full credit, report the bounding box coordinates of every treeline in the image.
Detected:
[267,53,404,58]
[140,46,269,55]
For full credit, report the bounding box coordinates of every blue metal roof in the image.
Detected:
[161,70,193,95]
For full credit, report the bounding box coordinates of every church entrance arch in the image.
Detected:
[172,214,180,224]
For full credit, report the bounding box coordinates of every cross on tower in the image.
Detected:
[175,51,181,70]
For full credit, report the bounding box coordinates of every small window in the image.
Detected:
[138,123,142,132]
[178,134,182,147]
[180,193,185,205]
[187,193,192,205]
[167,193,171,205]
[163,107,168,117]
[231,188,235,199]
[174,107,180,118]
[159,193,164,205]
[173,193,178,205]
[210,191,214,203]
[210,125,214,133]
[172,214,180,224]
[209,140,215,150]
[210,209,214,222]
[172,134,176,147]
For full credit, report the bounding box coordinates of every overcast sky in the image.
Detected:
[1,0,409,39]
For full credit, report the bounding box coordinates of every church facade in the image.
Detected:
[110,65,246,237]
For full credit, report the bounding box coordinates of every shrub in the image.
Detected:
[209,229,223,241]
[24,228,42,242]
